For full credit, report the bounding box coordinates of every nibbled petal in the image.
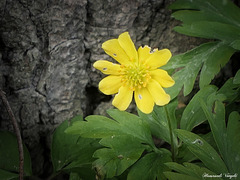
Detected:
[134,88,154,114]
[99,76,122,95]
[150,69,175,88]
[93,60,122,75]
[147,79,170,106]
[118,32,138,63]
[112,86,133,111]
[138,45,151,64]
[144,49,172,69]
[102,39,131,65]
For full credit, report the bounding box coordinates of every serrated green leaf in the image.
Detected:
[106,109,154,147]
[170,0,240,33]
[127,151,171,180]
[180,85,217,131]
[66,109,155,148]
[175,129,228,173]
[170,0,240,23]
[163,49,202,97]
[174,21,240,44]
[66,115,118,137]
[165,162,223,180]
[51,117,101,172]
[93,135,145,179]
[165,0,239,97]
[62,138,101,170]
[163,42,235,98]
[199,44,236,89]
[0,131,32,176]
[171,10,233,26]
[0,169,18,180]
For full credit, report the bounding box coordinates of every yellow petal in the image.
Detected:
[144,49,172,69]
[112,86,133,111]
[134,88,154,114]
[99,76,122,95]
[150,69,175,88]
[147,79,170,106]
[93,60,122,75]
[137,45,151,64]
[102,39,130,65]
[118,32,138,63]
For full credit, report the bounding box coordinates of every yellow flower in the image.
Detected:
[93,32,175,114]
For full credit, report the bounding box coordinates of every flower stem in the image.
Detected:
[164,106,175,162]
[0,89,24,180]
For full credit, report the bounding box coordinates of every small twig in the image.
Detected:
[0,89,24,180]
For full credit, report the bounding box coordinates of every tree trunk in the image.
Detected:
[0,0,203,176]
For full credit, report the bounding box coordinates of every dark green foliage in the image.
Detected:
[0,131,32,179]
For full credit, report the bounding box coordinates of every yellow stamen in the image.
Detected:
[121,62,151,90]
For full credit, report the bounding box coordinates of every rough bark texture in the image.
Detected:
[0,0,206,176]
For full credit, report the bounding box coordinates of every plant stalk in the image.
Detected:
[0,89,24,180]
[164,106,175,162]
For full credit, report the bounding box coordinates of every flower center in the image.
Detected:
[120,64,151,90]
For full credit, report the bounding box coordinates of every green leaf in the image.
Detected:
[233,69,240,84]
[164,172,200,180]
[177,132,218,164]
[0,169,18,180]
[200,99,240,174]
[170,0,240,26]
[106,109,154,147]
[165,0,239,97]
[127,150,171,180]
[0,131,32,176]
[177,143,198,163]
[66,109,155,148]
[171,10,236,26]
[93,135,145,178]
[175,129,228,173]
[199,44,236,89]
[200,100,228,164]
[137,100,178,161]
[201,132,218,153]
[68,166,96,180]
[51,116,101,172]
[226,112,240,174]
[180,85,217,131]
[173,21,240,45]
[69,172,81,180]
[217,78,240,103]
[165,162,223,180]
[137,99,178,145]
[170,0,240,39]
[231,39,240,50]
[163,42,236,98]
